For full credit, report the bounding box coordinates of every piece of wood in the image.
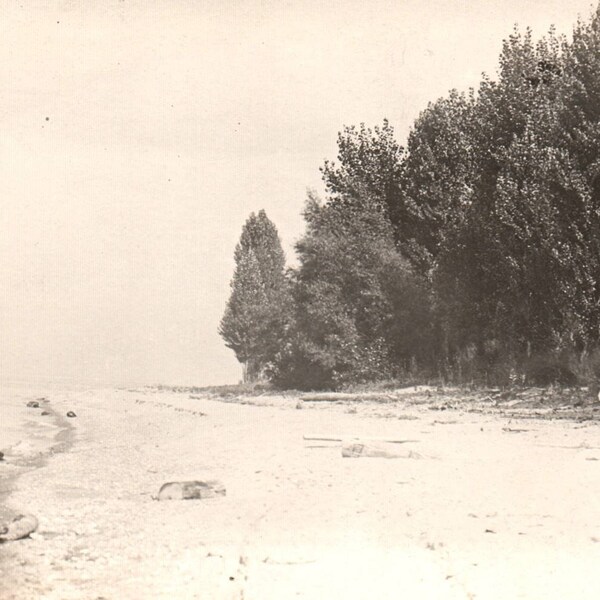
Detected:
[302,393,356,402]
[0,514,38,542]
[302,392,396,403]
[157,480,226,501]
[303,434,419,444]
[341,442,423,459]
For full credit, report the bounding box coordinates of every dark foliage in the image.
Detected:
[223,5,600,390]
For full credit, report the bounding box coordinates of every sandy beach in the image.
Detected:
[1,385,600,599]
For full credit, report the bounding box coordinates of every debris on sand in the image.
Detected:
[66,411,76,418]
[156,480,226,501]
[304,433,419,443]
[342,442,423,459]
[0,514,38,542]
[26,401,40,409]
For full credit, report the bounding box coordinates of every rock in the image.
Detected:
[26,401,39,408]
[41,411,50,416]
[0,514,38,542]
[157,480,226,501]
[0,451,4,461]
[66,411,76,418]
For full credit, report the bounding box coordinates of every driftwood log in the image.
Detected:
[341,442,423,459]
[157,480,226,501]
[0,514,38,542]
[304,434,419,444]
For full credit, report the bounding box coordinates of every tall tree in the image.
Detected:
[271,190,432,389]
[219,210,290,382]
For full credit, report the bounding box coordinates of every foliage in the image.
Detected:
[222,5,600,391]
[219,210,291,382]
[270,190,433,389]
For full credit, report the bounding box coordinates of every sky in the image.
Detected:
[0,0,596,387]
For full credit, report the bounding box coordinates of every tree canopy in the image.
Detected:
[222,5,600,389]
[219,210,290,382]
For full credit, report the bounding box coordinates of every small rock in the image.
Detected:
[0,514,38,542]
[26,401,39,409]
[41,411,50,416]
[66,411,76,418]
[157,480,226,501]
[0,451,4,461]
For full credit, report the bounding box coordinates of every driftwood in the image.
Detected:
[304,434,419,444]
[341,442,423,459]
[0,514,38,542]
[157,480,226,501]
[302,393,357,402]
[302,392,395,403]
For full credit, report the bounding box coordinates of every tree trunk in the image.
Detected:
[243,358,261,383]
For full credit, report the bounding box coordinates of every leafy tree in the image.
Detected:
[319,120,426,261]
[247,5,600,388]
[219,210,290,382]
[401,90,477,273]
[271,190,432,389]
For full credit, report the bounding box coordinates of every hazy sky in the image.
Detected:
[0,0,596,387]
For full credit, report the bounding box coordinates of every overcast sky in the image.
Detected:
[0,0,595,387]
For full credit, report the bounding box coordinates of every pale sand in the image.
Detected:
[1,386,599,599]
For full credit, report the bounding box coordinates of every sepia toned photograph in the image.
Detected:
[2,1,600,598]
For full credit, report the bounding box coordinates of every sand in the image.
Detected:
[1,385,599,599]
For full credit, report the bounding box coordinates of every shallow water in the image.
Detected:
[0,383,72,520]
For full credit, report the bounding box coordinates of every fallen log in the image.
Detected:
[0,514,38,542]
[303,434,419,444]
[157,480,226,501]
[342,442,423,459]
[302,393,357,402]
[302,392,396,403]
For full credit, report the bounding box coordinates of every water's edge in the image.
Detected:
[0,400,75,523]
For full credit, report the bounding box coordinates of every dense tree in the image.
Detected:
[271,190,432,389]
[219,210,290,382]
[222,4,600,389]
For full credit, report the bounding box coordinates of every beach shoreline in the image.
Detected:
[1,385,599,599]
[0,386,75,522]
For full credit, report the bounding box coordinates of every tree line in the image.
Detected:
[220,7,600,390]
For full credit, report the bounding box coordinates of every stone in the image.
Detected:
[157,480,226,501]
[66,411,76,418]
[0,514,38,542]
[26,401,39,408]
